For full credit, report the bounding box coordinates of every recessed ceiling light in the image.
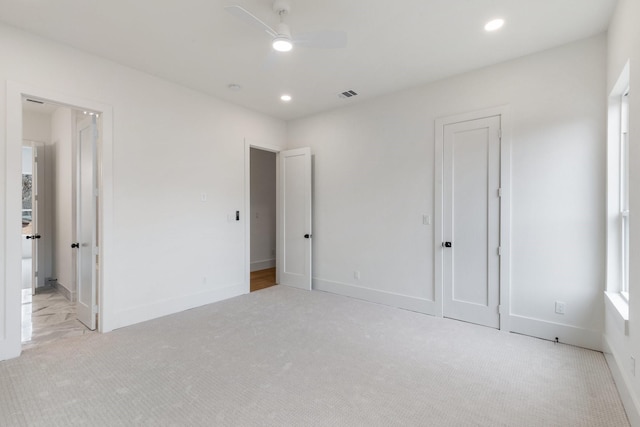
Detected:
[484,18,505,32]
[280,94,292,102]
[227,83,242,91]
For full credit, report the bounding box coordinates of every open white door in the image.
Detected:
[75,116,98,330]
[278,147,312,290]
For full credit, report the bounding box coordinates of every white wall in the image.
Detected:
[604,0,640,424]
[287,35,606,350]
[51,107,74,296]
[22,110,54,287]
[250,148,276,272]
[0,23,286,359]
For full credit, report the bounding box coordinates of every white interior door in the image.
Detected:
[278,147,312,290]
[21,145,36,294]
[443,115,501,328]
[76,116,98,330]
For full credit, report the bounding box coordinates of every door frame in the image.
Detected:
[4,81,114,360]
[434,106,512,331]
[244,140,282,292]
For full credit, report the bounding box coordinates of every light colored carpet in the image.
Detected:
[0,286,629,426]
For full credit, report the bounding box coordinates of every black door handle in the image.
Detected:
[34,234,41,239]
[71,243,79,248]
[26,235,33,239]
[304,234,312,239]
[443,242,452,248]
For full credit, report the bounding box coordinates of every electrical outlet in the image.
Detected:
[422,214,431,225]
[555,301,566,315]
[354,271,361,280]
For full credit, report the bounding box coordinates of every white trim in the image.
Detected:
[605,291,629,336]
[244,140,282,293]
[3,82,114,360]
[251,259,276,272]
[509,314,602,351]
[314,278,437,315]
[434,105,511,330]
[603,334,640,426]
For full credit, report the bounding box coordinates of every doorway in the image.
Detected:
[249,147,277,292]
[244,143,313,293]
[435,107,511,330]
[20,100,101,349]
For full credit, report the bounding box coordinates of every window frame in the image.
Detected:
[620,89,630,300]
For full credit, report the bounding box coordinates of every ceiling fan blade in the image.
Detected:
[225,5,277,38]
[293,30,348,49]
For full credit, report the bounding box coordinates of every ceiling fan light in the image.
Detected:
[272,36,293,52]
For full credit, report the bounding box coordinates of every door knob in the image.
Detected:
[443,242,452,248]
[34,234,41,239]
[71,243,80,248]
[26,235,33,239]
[304,234,312,239]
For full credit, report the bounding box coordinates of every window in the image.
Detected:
[620,89,630,300]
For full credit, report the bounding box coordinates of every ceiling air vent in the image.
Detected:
[26,98,44,104]
[338,90,358,99]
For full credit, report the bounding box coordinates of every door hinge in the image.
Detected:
[94,188,99,197]
[497,188,503,197]
[93,247,99,256]
[497,246,502,256]
[498,128,503,139]
[498,305,504,314]
[35,271,38,278]
[93,304,99,313]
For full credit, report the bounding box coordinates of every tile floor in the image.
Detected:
[21,288,93,351]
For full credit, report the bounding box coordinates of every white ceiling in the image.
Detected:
[0,0,617,120]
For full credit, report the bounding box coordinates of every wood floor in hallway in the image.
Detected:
[250,267,276,292]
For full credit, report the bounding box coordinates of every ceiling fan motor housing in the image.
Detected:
[276,22,292,38]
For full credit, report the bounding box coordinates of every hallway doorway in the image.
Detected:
[20,98,101,350]
[249,147,278,292]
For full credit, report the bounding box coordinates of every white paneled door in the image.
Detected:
[75,116,98,330]
[278,148,312,290]
[443,116,501,328]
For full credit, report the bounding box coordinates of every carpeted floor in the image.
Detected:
[0,286,630,426]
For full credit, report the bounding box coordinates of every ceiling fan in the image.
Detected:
[225,0,347,52]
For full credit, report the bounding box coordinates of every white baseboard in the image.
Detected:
[509,314,602,351]
[313,278,437,315]
[53,282,75,302]
[115,283,246,330]
[603,334,639,426]
[250,259,275,272]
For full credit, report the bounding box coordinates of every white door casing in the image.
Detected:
[75,116,98,330]
[442,115,501,328]
[278,148,312,290]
